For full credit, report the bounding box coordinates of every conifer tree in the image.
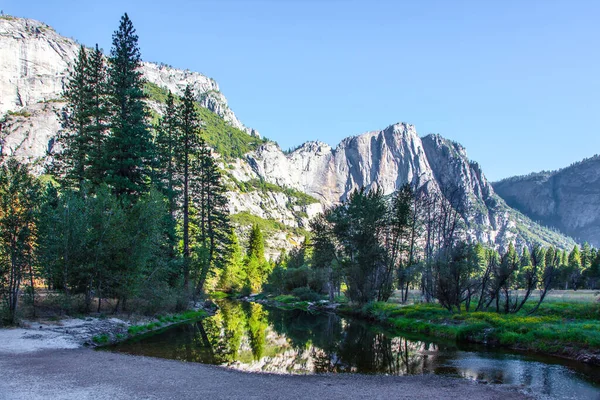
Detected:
[176,85,201,289]
[154,91,180,216]
[218,230,246,292]
[195,141,231,293]
[105,13,154,200]
[54,45,91,190]
[85,44,110,186]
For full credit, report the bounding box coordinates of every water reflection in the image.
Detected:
[110,301,600,399]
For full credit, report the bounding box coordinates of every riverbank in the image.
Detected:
[244,294,600,366]
[0,348,530,399]
[0,304,215,353]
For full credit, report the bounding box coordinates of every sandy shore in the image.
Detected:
[0,347,531,400]
[0,318,531,399]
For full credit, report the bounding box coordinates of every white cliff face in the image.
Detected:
[0,101,63,168]
[0,16,255,134]
[245,124,436,206]
[0,18,76,114]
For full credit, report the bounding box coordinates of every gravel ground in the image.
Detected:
[0,348,531,400]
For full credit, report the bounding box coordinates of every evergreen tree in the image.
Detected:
[244,224,267,293]
[194,142,231,293]
[568,245,583,290]
[53,45,91,190]
[104,13,154,200]
[176,85,201,289]
[247,224,266,263]
[154,91,180,216]
[85,44,110,186]
[218,230,246,293]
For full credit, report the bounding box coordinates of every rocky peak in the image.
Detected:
[0,15,256,135]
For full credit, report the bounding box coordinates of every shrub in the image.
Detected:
[291,287,322,302]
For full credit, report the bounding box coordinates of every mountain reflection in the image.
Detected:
[110,300,600,399]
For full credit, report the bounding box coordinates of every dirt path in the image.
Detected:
[0,347,531,400]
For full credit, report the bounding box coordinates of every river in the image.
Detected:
[109,300,600,400]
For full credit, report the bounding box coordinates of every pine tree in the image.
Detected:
[154,91,180,216]
[194,139,231,294]
[218,229,246,292]
[104,13,154,200]
[53,45,91,190]
[568,245,582,290]
[85,44,110,186]
[247,224,265,263]
[176,85,201,289]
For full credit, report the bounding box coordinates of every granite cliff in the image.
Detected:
[493,156,600,247]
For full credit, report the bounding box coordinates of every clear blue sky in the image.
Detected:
[3,0,599,180]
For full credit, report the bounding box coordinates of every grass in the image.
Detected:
[92,334,109,344]
[342,300,600,359]
[126,309,208,337]
[209,291,231,299]
[273,294,299,304]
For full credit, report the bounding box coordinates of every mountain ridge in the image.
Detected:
[0,14,577,253]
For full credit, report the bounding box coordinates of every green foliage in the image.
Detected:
[143,81,266,160]
[347,300,600,357]
[6,110,32,118]
[0,159,41,325]
[104,13,154,200]
[232,178,319,206]
[92,334,110,344]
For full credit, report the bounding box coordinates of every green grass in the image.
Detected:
[273,294,300,304]
[209,291,231,299]
[343,300,600,358]
[92,334,110,344]
[126,309,208,337]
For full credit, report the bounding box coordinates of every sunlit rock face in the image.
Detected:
[0,16,254,135]
[493,156,600,247]
[0,15,576,252]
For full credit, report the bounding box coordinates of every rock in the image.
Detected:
[493,156,600,247]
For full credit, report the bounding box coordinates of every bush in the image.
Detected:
[291,287,322,302]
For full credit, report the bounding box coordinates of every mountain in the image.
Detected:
[0,15,576,256]
[493,156,600,247]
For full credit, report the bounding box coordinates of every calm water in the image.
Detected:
[109,301,600,400]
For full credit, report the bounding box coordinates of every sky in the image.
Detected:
[2,0,599,181]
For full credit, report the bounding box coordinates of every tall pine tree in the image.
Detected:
[85,44,110,187]
[105,13,154,201]
[177,85,202,289]
[194,141,230,293]
[54,45,91,190]
[154,91,180,217]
